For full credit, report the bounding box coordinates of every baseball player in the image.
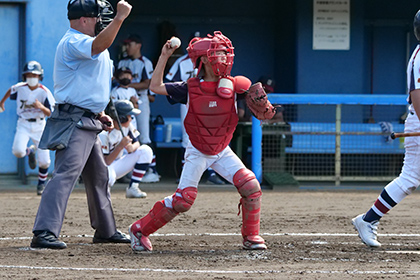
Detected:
[0,61,55,195]
[165,50,225,185]
[118,34,160,183]
[111,67,139,108]
[128,31,267,251]
[352,9,420,247]
[111,66,139,129]
[99,100,152,198]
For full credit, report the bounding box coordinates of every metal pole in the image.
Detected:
[251,116,263,182]
[335,104,342,186]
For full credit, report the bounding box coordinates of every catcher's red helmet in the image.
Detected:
[187,31,234,77]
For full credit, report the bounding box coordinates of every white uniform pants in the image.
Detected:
[180,104,189,149]
[164,142,246,208]
[385,112,420,197]
[136,94,151,144]
[107,145,153,186]
[12,118,50,168]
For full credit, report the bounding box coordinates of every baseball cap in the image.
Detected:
[115,67,132,76]
[124,34,143,44]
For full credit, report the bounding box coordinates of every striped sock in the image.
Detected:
[363,189,397,223]
[38,167,48,185]
[130,163,149,186]
[149,155,157,173]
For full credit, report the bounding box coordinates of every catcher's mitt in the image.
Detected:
[245,82,276,120]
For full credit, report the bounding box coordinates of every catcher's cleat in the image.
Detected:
[129,224,152,251]
[243,235,267,250]
[28,145,37,170]
[352,214,381,247]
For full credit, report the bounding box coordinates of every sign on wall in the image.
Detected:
[313,0,350,50]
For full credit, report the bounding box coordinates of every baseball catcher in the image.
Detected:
[128,31,267,251]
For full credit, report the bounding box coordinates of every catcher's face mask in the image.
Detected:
[187,31,234,77]
[95,0,114,35]
[207,32,234,77]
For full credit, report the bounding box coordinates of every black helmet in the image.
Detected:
[414,9,420,41]
[67,0,114,35]
[107,100,141,123]
[22,61,44,81]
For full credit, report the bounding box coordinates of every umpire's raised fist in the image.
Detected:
[115,0,132,21]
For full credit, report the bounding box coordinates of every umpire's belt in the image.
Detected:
[58,104,100,119]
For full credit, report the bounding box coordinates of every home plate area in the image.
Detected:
[1,188,420,279]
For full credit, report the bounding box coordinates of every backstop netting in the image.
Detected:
[249,94,408,186]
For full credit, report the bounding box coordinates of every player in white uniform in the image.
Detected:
[99,100,153,198]
[111,66,139,128]
[352,10,420,247]
[0,61,55,195]
[165,52,225,185]
[118,34,159,183]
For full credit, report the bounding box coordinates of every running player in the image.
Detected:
[352,9,420,247]
[0,61,55,195]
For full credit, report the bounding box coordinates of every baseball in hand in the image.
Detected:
[170,37,181,48]
[0,107,3,113]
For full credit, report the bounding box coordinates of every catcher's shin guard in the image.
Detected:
[172,187,197,213]
[132,200,178,237]
[233,168,267,250]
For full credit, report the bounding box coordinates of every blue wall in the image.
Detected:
[1,0,419,174]
[0,3,20,173]
[296,0,415,123]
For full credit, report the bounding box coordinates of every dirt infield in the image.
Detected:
[1,182,420,279]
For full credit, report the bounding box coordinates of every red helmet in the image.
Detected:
[187,31,234,77]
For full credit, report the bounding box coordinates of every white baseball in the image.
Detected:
[170,37,181,48]
[0,107,3,113]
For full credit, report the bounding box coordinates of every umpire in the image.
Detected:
[30,0,132,249]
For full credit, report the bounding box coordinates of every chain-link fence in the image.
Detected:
[249,94,408,186]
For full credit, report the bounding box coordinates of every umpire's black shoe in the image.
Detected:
[30,231,67,249]
[92,230,130,244]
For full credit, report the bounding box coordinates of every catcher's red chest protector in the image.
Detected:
[184,78,238,155]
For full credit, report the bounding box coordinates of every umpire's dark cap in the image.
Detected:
[67,0,99,20]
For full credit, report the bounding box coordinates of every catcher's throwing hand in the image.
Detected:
[245,82,276,120]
